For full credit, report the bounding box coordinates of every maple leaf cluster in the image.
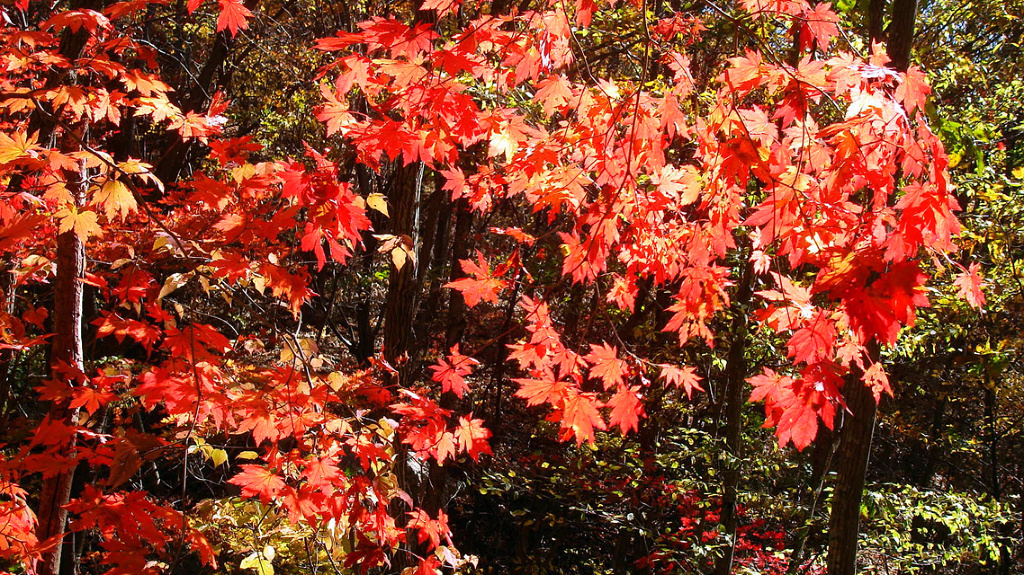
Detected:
[312,0,969,456]
[0,0,983,572]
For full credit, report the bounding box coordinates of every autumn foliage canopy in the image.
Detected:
[0,0,982,572]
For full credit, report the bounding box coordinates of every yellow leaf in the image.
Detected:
[366,192,389,217]
[210,448,228,467]
[232,163,258,184]
[299,337,318,356]
[326,372,346,392]
[55,206,103,240]
[391,246,407,271]
[236,450,259,460]
[92,179,138,221]
[0,131,40,164]
[158,272,191,301]
[117,159,164,193]
[240,552,274,575]
[44,182,73,204]
[279,342,295,363]
[488,128,517,162]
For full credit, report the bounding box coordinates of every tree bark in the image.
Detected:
[37,167,87,575]
[714,259,754,575]
[826,343,880,575]
[443,199,474,350]
[867,0,886,46]
[381,162,422,386]
[886,0,918,72]
[0,259,16,424]
[826,7,917,572]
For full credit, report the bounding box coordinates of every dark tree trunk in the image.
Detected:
[443,198,474,350]
[714,259,754,575]
[382,162,422,386]
[826,343,880,575]
[827,7,917,572]
[867,0,886,45]
[788,421,838,573]
[886,0,918,72]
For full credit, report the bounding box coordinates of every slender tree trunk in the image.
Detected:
[416,187,454,333]
[33,10,96,567]
[382,162,421,385]
[0,259,16,424]
[443,198,473,350]
[827,5,916,572]
[37,167,87,575]
[983,369,1013,575]
[714,259,754,575]
[788,421,838,573]
[886,0,918,72]
[867,0,886,46]
[826,365,878,575]
[826,343,880,575]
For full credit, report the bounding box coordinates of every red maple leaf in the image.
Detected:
[513,369,569,406]
[801,2,839,52]
[534,74,573,117]
[317,84,357,136]
[429,344,479,397]
[606,386,642,435]
[953,263,985,309]
[560,391,606,445]
[659,364,704,399]
[444,251,506,307]
[302,457,342,491]
[216,0,252,36]
[419,0,461,18]
[454,415,492,461]
[584,342,626,390]
[69,386,117,416]
[407,509,451,550]
[229,465,287,504]
[786,311,837,365]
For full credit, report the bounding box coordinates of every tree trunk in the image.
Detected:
[37,167,87,575]
[714,259,754,575]
[826,343,880,575]
[443,198,474,350]
[788,421,838,573]
[867,0,886,46]
[886,0,918,72]
[0,259,16,424]
[381,162,422,386]
[826,6,917,572]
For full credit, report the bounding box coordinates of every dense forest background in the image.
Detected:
[0,0,1022,574]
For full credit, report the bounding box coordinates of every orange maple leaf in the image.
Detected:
[55,206,103,240]
[444,251,506,307]
[953,263,985,309]
[584,342,626,390]
[606,386,642,435]
[91,179,138,221]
